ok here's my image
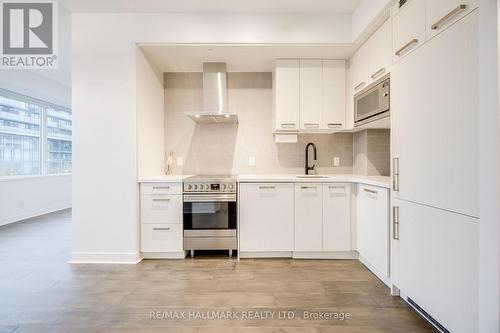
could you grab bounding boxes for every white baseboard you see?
[142,252,186,259]
[358,254,391,287]
[239,251,292,258]
[68,251,142,264]
[292,251,358,259]
[0,204,71,227]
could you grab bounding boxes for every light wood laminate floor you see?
[0,210,435,333]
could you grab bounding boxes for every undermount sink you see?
[296,175,330,179]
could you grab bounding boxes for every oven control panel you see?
[183,181,236,193]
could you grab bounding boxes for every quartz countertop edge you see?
[138,174,390,189]
[236,174,391,189]
[138,175,193,182]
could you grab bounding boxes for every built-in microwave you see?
[354,75,390,127]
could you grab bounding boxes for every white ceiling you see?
[140,44,353,72]
[60,0,361,14]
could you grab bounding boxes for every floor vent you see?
[407,298,450,333]
[399,0,408,8]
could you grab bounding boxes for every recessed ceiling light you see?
[195,115,200,118]
[225,115,230,118]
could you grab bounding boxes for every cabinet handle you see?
[327,123,342,128]
[259,185,276,189]
[393,206,400,240]
[300,185,317,189]
[153,186,170,189]
[152,198,170,202]
[395,39,419,56]
[363,188,378,194]
[354,82,366,91]
[371,67,386,79]
[393,157,400,192]
[304,123,319,128]
[153,227,171,231]
[328,185,344,189]
[281,123,296,129]
[431,4,467,30]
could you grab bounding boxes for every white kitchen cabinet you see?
[351,42,369,95]
[322,60,346,129]
[274,59,300,131]
[391,198,478,333]
[426,0,479,40]
[140,182,184,257]
[294,183,323,252]
[274,59,346,133]
[357,184,389,278]
[239,183,294,253]
[391,11,478,217]
[392,0,426,62]
[322,184,350,252]
[140,194,182,224]
[299,60,322,130]
[141,182,182,195]
[141,223,183,253]
[365,19,392,83]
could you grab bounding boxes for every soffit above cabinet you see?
[139,44,353,72]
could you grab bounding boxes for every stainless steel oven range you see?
[183,175,237,257]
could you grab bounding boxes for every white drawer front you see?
[141,194,182,224]
[141,182,182,195]
[141,224,183,253]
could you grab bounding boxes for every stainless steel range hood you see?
[186,63,238,124]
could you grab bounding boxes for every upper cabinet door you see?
[392,0,426,62]
[274,59,300,131]
[391,11,478,217]
[426,0,478,39]
[367,19,392,84]
[321,60,346,130]
[299,60,322,130]
[351,43,369,94]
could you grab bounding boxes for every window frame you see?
[0,88,72,178]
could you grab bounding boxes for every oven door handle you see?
[183,194,237,202]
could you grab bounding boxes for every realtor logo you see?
[1,0,58,68]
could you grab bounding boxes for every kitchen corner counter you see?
[138,175,192,183]
[237,174,391,189]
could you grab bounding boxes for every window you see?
[0,90,72,177]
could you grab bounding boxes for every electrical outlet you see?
[176,157,183,167]
[333,157,341,167]
[249,156,256,166]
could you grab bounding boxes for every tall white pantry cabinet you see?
[390,1,479,332]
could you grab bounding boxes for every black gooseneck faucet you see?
[305,142,317,175]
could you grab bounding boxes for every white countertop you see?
[138,175,192,183]
[237,174,391,189]
[138,174,391,188]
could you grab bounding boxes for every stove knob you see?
[221,184,227,190]
[229,184,234,190]
[193,184,198,190]
[204,184,209,190]
[187,184,192,190]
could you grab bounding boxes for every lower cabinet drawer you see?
[140,194,182,224]
[141,224,183,253]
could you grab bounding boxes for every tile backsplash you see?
[164,72,354,175]
[353,129,391,176]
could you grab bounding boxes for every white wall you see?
[0,6,72,227]
[0,175,71,226]
[479,0,499,331]
[136,47,165,178]
[351,0,391,43]
[70,12,355,263]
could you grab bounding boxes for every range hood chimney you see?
[187,62,238,124]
